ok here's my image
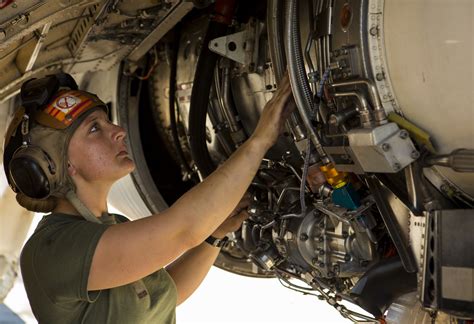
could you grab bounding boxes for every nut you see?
[299,233,309,241]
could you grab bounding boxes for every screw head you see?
[299,233,309,241]
[376,73,385,81]
[369,26,378,36]
[399,130,409,139]
[393,163,402,171]
[382,143,391,151]
[411,150,420,159]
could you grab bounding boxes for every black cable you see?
[188,19,228,178]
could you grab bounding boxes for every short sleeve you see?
[31,218,109,303]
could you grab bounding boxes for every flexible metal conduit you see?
[267,0,305,141]
[285,0,329,163]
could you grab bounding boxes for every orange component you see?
[319,163,347,188]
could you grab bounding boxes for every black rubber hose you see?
[188,20,228,178]
[168,26,196,181]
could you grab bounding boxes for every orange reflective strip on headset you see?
[43,91,93,127]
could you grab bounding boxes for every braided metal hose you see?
[284,0,329,164]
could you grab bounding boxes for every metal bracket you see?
[314,6,332,39]
[348,122,419,173]
[208,21,259,66]
[15,22,50,73]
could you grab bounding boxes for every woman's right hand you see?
[250,73,296,150]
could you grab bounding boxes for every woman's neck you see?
[54,186,110,217]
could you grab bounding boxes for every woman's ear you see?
[67,161,77,176]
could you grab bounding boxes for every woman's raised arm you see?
[87,75,294,291]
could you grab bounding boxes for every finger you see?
[230,210,250,230]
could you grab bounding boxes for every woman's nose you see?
[112,124,126,141]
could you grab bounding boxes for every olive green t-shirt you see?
[20,213,177,324]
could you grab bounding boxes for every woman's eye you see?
[90,122,100,133]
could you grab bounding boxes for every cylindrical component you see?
[328,107,358,126]
[285,0,329,163]
[320,163,347,188]
[424,149,474,172]
[213,0,237,25]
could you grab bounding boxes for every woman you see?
[3,72,294,323]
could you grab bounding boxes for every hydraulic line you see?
[267,0,286,82]
[267,0,305,141]
[285,0,329,164]
[188,0,236,178]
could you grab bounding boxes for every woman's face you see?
[67,109,135,184]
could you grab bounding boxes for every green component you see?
[388,112,436,153]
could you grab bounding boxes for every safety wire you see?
[294,67,331,218]
[278,68,379,323]
[275,268,379,323]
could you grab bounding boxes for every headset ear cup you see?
[16,193,57,213]
[9,146,55,199]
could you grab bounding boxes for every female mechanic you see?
[3,72,294,323]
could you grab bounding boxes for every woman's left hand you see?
[211,193,251,239]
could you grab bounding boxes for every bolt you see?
[376,73,385,81]
[319,249,325,255]
[393,163,402,171]
[300,233,309,241]
[411,150,420,159]
[399,129,409,139]
[382,143,391,151]
[369,26,378,36]
[319,262,325,268]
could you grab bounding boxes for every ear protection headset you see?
[3,73,106,202]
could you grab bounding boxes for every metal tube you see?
[266,0,286,83]
[333,91,372,127]
[330,79,387,124]
[221,67,241,133]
